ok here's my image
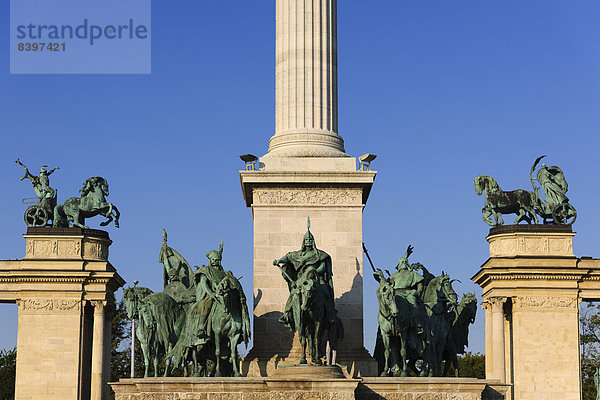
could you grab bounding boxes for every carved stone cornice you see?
[16,298,82,312]
[0,277,88,284]
[253,187,362,206]
[485,274,583,281]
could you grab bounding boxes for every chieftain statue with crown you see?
[273,218,341,365]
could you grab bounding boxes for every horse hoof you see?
[400,371,408,377]
[299,358,307,365]
[380,372,388,377]
[234,372,242,377]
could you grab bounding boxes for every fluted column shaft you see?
[91,301,106,400]
[490,297,506,383]
[268,0,346,158]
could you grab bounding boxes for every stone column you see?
[102,302,114,400]
[91,301,106,400]
[240,0,377,377]
[481,300,494,379]
[267,0,347,158]
[489,297,506,382]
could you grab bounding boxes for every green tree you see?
[109,299,146,399]
[443,352,485,378]
[457,352,485,379]
[580,302,600,400]
[0,347,16,400]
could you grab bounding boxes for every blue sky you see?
[1,1,599,357]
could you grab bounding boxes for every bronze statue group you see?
[16,159,120,229]
[124,233,251,377]
[474,155,576,226]
[367,245,477,377]
[15,155,576,378]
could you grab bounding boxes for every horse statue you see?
[209,271,251,377]
[374,270,401,376]
[123,286,185,377]
[474,175,538,226]
[53,176,120,229]
[290,266,332,365]
[421,273,459,376]
[442,292,477,377]
[373,268,434,377]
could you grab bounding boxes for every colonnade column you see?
[91,300,106,400]
[489,297,507,382]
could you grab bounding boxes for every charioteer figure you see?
[16,159,59,201]
[16,159,59,227]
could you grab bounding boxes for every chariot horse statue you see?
[473,175,538,226]
[53,176,120,229]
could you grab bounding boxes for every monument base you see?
[110,377,510,400]
[0,227,124,400]
[270,364,345,379]
[473,224,589,400]
[242,345,377,378]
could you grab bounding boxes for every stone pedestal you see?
[0,228,124,400]
[472,225,600,400]
[240,158,377,376]
[110,377,510,400]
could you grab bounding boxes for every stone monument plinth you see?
[472,224,600,400]
[240,160,377,377]
[0,227,124,400]
[239,0,377,377]
[111,377,510,400]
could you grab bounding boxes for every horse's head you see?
[297,267,318,311]
[123,286,153,319]
[432,273,458,309]
[441,274,459,307]
[459,292,478,324]
[376,279,398,318]
[474,175,487,196]
[80,176,109,198]
[216,274,243,312]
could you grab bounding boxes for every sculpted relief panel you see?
[489,234,574,257]
[24,236,108,261]
[17,298,81,312]
[513,296,578,311]
[253,188,362,206]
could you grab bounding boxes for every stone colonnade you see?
[0,227,124,400]
[473,224,600,400]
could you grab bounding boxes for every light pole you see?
[130,280,138,378]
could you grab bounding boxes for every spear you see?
[362,243,377,274]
